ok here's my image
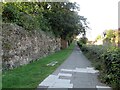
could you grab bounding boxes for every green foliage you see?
[79,45,120,89]
[102,48,120,88]
[105,30,115,39]
[77,37,88,48]
[48,2,87,40]
[103,29,116,43]
[80,37,88,44]
[2,2,52,31]
[2,3,20,22]
[2,2,88,40]
[96,35,102,41]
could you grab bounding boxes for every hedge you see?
[77,42,120,89]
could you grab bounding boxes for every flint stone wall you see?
[2,23,61,70]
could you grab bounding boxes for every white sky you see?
[72,0,119,41]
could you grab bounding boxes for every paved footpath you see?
[37,44,111,90]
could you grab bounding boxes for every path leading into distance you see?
[37,44,111,90]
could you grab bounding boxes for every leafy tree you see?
[41,2,88,40]
[96,35,102,41]
[106,30,115,39]
[80,37,88,44]
[103,29,116,43]
[2,2,88,43]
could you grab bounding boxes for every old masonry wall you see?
[2,23,61,70]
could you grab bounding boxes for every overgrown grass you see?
[2,43,75,89]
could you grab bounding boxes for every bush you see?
[79,45,120,89]
[102,48,120,89]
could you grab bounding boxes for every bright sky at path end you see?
[71,0,119,41]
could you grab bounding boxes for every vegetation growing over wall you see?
[2,2,89,70]
[2,2,88,41]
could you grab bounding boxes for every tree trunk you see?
[61,39,68,49]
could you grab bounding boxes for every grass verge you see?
[2,43,75,89]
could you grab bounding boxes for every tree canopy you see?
[2,2,88,40]
[95,35,102,41]
[103,29,116,42]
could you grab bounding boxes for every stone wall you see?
[2,23,61,70]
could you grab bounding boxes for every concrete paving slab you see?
[75,68,88,73]
[61,68,99,74]
[58,73,72,77]
[61,69,74,72]
[43,75,58,82]
[96,86,111,90]
[86,67,95,69]
[54,79,70,84]
[96,86,111,88]
[75,68,99,74]
[39,75,58,87]
[50,83,73,88]
[39,81,54,87]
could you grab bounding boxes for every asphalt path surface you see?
[37,44,111,90]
